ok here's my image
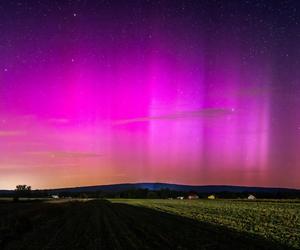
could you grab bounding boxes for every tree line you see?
[4,185,300,199]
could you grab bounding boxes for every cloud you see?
[48,118,70,124]
[236,86,270,97]
[0,130,26,137]
[24,151,103,158]
[21,114,37,120]
[113,108,235,125]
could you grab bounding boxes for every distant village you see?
[50,193,257,200]
[49,192,258,201]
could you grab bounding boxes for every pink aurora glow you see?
[0,1,299,189]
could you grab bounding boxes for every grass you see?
[111,199,300,249]
[0,199,299,249]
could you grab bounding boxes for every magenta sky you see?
[0,0,300,189]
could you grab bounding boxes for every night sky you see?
[0,0,300,189]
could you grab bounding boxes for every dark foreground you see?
[0,200,297,250]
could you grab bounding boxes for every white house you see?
[208,195,215,200]
[248,194,256,200]
[51,195,59,199]
[188,194,199,200]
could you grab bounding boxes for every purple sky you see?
[0,0,300,189]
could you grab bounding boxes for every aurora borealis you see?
[0,0,300,189]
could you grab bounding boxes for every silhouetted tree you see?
[15,185,32,199]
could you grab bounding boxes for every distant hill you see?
[0,190,14,194]
[48,183,300,194]
[1,183,299,195]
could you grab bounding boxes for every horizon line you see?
[1,182,299,191]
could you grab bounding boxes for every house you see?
[188,194,199,200]
[177,196,184,200]
[248,194,256,200]
[51,195,59,199]
[208,195,215,200]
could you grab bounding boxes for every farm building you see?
[188,194,199,199]
[208,195,215,200]
[248,195,256,200]
[177,196,184,200]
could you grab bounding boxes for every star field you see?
[0,0,300,189]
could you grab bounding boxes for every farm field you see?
[112,199,300,249]
[0,199,299,250]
